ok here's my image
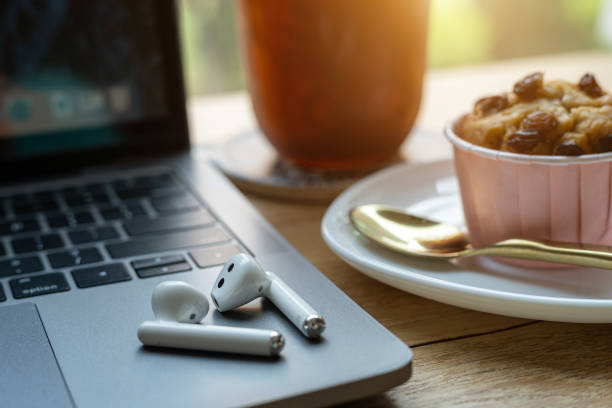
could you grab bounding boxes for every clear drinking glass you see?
[237,0,429,172]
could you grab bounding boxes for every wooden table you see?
[189,52,612,407]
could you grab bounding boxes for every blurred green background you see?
[179,0,611,97]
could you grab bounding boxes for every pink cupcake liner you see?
[445,119,612,267]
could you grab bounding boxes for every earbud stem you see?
[265,272,326,338]
[138,321,284,357]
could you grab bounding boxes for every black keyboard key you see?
[0,256,44,278]
[46,214,69,228]
[0,242,5,257]
[136,262,191,278]
[114,187,150,200]
[84,183,106,193]
[0,218,40,235]
[114,174,175,190]
[72,263,131,288]
[68,226,119,245]
[0,284,5,302]
[12,201,36,214]
[100,207,124,221]
[99,208,122,221]
[39,200,60,212]
[134,173,175,188]
[73,211,95,224]
[10,273,70,299]
[131,254,186,270]
[46,211,95,228]
[12,234,64,254]
[115,186,183,201]
[106,226,230,259]
[40,234,64,250]
[58,186,79,196]
[100,204,146,221]
[89,193,111,204]
[152,195,200,213]
[124,211,214,236]
[65,192,111,207]
[9,193,28,202]
[48,247,103,268]
[12,238,38,254]
[189,244,242,269]
[63,194,87,207]
[32,190,56,201]
[12,198,60,215]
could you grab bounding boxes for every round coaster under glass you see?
[210,130,407,203]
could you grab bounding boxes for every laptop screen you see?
[0,0,188,167]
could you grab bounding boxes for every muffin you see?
[445,72,612,266]
[456,72,612,156]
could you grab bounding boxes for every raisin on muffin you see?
[456,72,612,155]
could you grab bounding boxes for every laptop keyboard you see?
[0,172,242,301]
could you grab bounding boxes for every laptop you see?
[0,2,412,407]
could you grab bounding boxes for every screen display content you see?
[0,0,167,158]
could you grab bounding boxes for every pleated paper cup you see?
[445,117,612,267]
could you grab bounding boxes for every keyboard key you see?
[134,173,175,188]
[0,218,40,235]
[11,238,37,254]
[100,204,146,221]
[10,273,70,299]
[32,190,56,201]
[38,200,60,212]
[99,208,122,221]
[9,193,28,202]
[40,233,64,250]
[84,183,107,193]
[11,234,64,254]
[0,242,5,257]
[0,256,44,278]
[63,194,87,207]
[48,247,103,268]
[106,226,230,259]
[71,263,131,288]
[0,284,5,302]
[58,186,79,196]
[46,211,95,228]
[65,192,111,207]
[68,226,119,245]
[189,244,242,268]
[115,186,184,201]
[11,201,36,214]
[114,173,175,190]
[123,211,214,236]
[114,187,150,200]
[131,254,186,270]
[151,195,200,213]
[12,199,59,215]
[46,214,69,228]
[136,262,191,278]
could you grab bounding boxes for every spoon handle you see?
[467,238,612,269]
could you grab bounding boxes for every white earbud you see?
[137,281,285,357]
[211,254,326,338]
[151,281,209,323]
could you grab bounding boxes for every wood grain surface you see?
[191,51,612,407]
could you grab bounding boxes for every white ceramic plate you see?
[321,160,612,323]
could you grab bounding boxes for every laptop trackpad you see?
[0,303,73,408]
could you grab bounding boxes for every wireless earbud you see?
[152,281,209,323]
[211,254,326,338]
[138,281,285,357]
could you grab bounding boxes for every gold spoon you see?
[349,204,612,269]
